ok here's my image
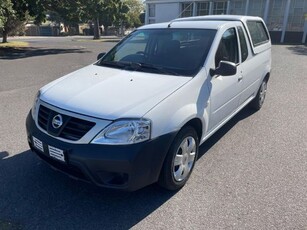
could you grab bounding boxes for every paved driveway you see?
[0,37,306,229]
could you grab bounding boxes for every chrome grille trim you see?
[34,100,112,144]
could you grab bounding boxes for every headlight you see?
[91,119,151,145]
[31,90,41,120]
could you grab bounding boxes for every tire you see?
[250,78,268,111]
[158,126,199,190]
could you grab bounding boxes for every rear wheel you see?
[158,126,199,190]
[250,78,268,110]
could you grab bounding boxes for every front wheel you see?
[250,78,268,110]
[158,126,199,190]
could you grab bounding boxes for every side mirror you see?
[97,52,106,60]
[210,61,237,77]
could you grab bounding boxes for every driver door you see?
[208,27,244,131]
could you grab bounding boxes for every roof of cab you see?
[138,15,263,30]
[173,15,263,22]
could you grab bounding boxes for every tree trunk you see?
[93,17,100,40]
[2,31,8,43]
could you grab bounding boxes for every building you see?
[25,22,61,36]
[144,0,307,43]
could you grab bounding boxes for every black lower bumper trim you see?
[26,111,177,191]
[31,146,89,182]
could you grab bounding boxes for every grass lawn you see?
[0,41,29,48]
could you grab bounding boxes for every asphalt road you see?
[0,37,306,230]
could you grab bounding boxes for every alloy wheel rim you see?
[173,136,196,182]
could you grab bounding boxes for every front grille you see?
[37,105,95,141]
[60,117,95,141]
[38,105,50,130]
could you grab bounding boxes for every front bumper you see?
[26,112,176,191]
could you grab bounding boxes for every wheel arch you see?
[263,72,270,82]
[182,118,203,142]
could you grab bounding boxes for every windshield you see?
[97,28,216,76]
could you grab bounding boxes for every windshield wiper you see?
[98,61,180,76]
[98,61,144,71]
[136,63,180,76]
[97,61,126,68]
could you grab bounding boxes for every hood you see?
[40,65,191,120]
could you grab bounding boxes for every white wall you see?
[155,3,181,23]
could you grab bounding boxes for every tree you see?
[0,0,140,42]
[0,3,6,27]
[47,0,83,35]
[99,0,129,36]
[0,0,46,43]
[123,0,144,28]
[0,0,14,42]
[40,0,102,39]
[78,0,129,38]
[75,0,104,39]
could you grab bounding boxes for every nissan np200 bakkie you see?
[26,15,271,191]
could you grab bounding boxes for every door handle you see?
[238,75,243,82]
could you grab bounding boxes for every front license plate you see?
[48,145,65,162]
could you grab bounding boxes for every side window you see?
[237,26,248,62]
[215,28,239,67]
[246,20,269,47]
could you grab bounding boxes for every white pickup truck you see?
[26,15,271,191]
